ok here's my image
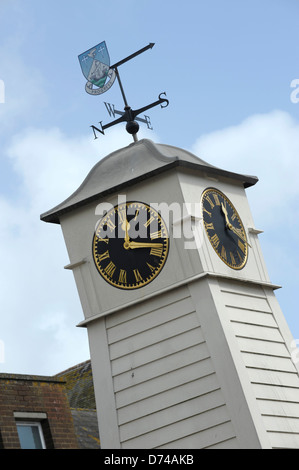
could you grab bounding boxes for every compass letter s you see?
[159,92,169,108]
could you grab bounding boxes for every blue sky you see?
[0,0,299,375]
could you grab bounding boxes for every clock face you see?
[202,188,248,270]
[92,201,169,289]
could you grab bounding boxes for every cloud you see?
[0,124,157,375]
[0,36,47,134]
[191,110,299,337]
[1,110,298,374]
[191,110,299,227]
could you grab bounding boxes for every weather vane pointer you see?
[78,42,169,142]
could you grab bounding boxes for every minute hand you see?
[221,202,230,227]
[221,202,251,248]
[128,241,164,249]
[229,225,252,248]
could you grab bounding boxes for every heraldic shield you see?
[78,41,116,95]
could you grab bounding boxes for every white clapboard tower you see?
[41,139,299,449]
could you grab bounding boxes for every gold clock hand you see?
[221,202,231,227]
[128,241,164,249]
[122,218,131,249]
[221,202,251,248]
[229,225,252,248]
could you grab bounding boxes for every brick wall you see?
[0,373,79,449]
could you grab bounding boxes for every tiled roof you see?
[55,360,96,409]
[71,409,100,449]
[55,360,100,449]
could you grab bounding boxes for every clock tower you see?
[41,138,299,449]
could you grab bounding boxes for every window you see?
[16,421,46,449]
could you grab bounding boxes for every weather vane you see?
[78,42,169,142]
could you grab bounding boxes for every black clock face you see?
[92,201,169,289]
[202,188,248,270]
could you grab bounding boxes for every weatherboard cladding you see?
[105,285,236,449]
[220,279,299,449]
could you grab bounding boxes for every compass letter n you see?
[0,80,5,104]
[91,122,105,139]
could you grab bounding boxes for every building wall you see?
[0,374,78,449]
[91,272,299,449]
[219,279,299,448]
[92,284,240,448]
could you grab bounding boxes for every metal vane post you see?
[78,42,169,142]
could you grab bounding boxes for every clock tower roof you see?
[40,139,258,224]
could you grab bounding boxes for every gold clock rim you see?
[201,188,248,270]
[92,201,169,290]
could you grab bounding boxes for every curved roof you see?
[40,139,258,224]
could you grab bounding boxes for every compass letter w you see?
[104,102,116,118]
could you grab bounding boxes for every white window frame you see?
[16,421,46,449]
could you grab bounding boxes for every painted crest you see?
[78,41,116,95]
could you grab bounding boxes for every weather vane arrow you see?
[78,42,169,142]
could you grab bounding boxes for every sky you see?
[0,0,298,375]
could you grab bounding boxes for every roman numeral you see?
[230,252,236,266]
[144,215,155,228]
[118,269,127,284]
[213,194,221,206]
[203,208,212,218]
[205,222,215,231]
[210,233,220,249]
[150,246,163,257]
[133,269,143,283]
[206,196,215,209]
[150,230,162,239]
[105,261,116,278]
[118,207,126,224]
[238,239,246,254]
[98,250,110,262]
[221,245,227,261]
[146,262,156,272]
[106,218,116,232]
[98,238,109,244]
